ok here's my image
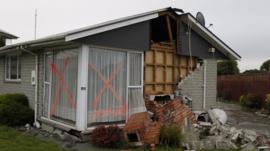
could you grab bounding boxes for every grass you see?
[0,126,185,151]
[0,125,66,151]
[200,150,240,151]
[0,125,240,151]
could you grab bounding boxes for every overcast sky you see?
[0,0,269,71]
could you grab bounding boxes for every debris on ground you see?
[16,124,82,149]
[123,98,196,146]
[194,108,270,150]
[124,97,270,150]
[256,111,270,119]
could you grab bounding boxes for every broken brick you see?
[123,97,196,145]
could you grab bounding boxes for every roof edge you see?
[65,9,163,41]
[0,30,18,39]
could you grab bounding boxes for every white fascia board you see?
[65,13,159,41]
[187,15,241,60]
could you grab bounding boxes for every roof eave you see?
[0,36,65,52]
[0,32,18,39]
[65,10,162,41]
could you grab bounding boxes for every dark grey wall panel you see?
[76,21,150,51]
[179,22,227,59]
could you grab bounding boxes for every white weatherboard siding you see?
[205,59,217,109]
[178,59,217,111]
[0,53,36,109]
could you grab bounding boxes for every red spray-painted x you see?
[50,57,76,117]
[89,63,127,120]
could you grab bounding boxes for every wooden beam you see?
[166,16,173,43]
[164,48,167,91]
[159,12,177,20]
[153,47,156,91]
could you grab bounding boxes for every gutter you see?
[0,36,65,51]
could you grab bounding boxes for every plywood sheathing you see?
[144,42,196,95]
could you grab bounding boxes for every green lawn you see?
[0,125,239,151]
[0,126,182,151]
[0,126,66,151]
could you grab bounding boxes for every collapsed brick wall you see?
[123,112,161,144]
[145,98,196,127]
[123,98,196,145]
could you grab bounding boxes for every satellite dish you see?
[196,12,205,26]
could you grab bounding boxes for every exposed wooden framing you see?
[144,42,197,95]
[159,11,177,20]
[166,16,173,43]
[153,43,156,91]
[175,17,180,82]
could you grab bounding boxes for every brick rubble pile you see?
[123,98,196,145]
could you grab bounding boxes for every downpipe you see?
[20,47,40,128]
[203,60,207,110]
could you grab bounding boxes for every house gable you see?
[75,21,150,51]
[179,22,227,59]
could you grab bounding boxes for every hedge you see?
[0,93,34,126]
[0,93,29,107]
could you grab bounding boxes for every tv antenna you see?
[34,9,37,40]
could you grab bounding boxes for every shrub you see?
[0,93,34,126]
[91,125,124,148]
[0,93,29,107]
[264,94,270,114]
[239,94,248,106]
[159,124,183,148]
[239,93,264,109]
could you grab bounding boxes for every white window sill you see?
[4,79,21,83]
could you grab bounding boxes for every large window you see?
[43,49,78,126]
[87,47,144,126]
[5,55,21,81]
[42,47,144,128]
[88,48,127,125]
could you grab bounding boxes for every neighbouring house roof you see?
[0,7,241,60]
[0,29,18,39]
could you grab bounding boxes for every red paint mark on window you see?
[50,57,76,118]
[89,63,127,120]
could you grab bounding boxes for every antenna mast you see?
[34,9,37,40]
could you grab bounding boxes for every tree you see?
[217,60,240,75]
[242,69,262,74]
[260,60,270,72]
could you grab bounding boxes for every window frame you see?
[126,51,144,118]
[42,49,79,128]
[85,46,144,127]
[5,54,21,82]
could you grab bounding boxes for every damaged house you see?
[0,7,240,134]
